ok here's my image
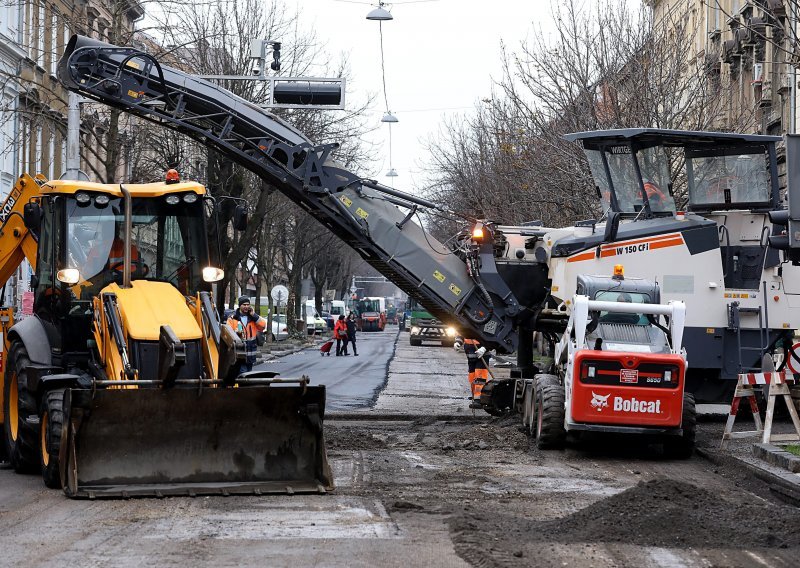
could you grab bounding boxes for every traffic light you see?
[270,42,281,72]
[768,208,800,265]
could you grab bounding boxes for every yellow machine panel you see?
[109,281,203,341]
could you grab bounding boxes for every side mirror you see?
[233,204,248,231]
[23,202,42,233]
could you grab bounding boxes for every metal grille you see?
[598,323,651,344]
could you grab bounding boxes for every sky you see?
[286,0,555,195]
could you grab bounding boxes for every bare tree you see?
[423,1,757,228]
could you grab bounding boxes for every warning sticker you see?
[433,270,446,283]
[127,90,140,99]
[355,207,369,220]
[340,196,352,207]
[620,369,639,384]
[449,283,462,296]
[126,60,141,70]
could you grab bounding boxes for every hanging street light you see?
[366,2,393,21]
[381,111,398,123]
[386,168,398,177]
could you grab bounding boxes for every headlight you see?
[202,266,225,282]
[411,326,420,334]
[183,193,198,203]
[165,195,180,205]
[75,192,90,205]
[57,268,81,285]
[94,194,110,207]
[446,327,457,337]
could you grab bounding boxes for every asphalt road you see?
[255,326,400,411]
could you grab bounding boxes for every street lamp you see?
[366,2,393,21]
[381,111,398,123]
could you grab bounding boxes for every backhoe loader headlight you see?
[94,194,110,207]
[165,195,180,205]
[202,266,225,282]
[183,193,198,204]
[75,192,91,205]
[446,327,457,337]
[57,268,81,285]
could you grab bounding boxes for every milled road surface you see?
[255,328,399,411]
[1,326,799,567]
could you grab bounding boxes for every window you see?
[37,3,45,67]
[686,151,771,208]
[35,124,42,174]
[47,126,54,179]
[50,8,59,75]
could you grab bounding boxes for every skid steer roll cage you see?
[556,297,687,365]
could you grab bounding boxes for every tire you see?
[535,376,566,450]
[2,341,39,473]
[39,389,65,488]
[521,381,534,434]
[663,392,696,459]
[410,336,422,347]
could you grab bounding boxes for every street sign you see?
[271,285,289,305]
[349,285,357,295]
[787,342,800,374]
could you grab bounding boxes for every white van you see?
[304,300,325,335]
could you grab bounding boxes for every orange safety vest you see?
[107,238,141,270]
[227,313,267,340]
[464,338,490,399]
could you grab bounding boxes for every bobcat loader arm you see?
[57,35,520,352]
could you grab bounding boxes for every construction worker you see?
[463,337,491,409]
[227,296,267,374]
[106,224,145,277]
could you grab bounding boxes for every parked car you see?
[270,314,289,341]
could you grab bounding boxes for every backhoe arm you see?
[0,174,40,285]
[57,35,521,351]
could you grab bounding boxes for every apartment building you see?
[0,3,26,196]
[648,0,797,136]
[15,0,143,182]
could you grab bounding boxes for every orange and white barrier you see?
[721,371,800,447]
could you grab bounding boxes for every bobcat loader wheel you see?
[40,389,65,488]
[663,392,696,459]
[3,341,38,473]
[535,375,566,450]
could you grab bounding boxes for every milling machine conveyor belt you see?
[57,35,519,351]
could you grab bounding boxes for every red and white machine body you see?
[555,293,688,433]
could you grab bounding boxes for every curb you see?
[753,442,800,473]
[696,445,800,504]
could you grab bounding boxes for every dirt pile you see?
[451,478,800,564]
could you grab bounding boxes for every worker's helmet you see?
[165,169,180,184]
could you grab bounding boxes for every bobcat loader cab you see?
[525,271,694,457]
[1,174,332,498]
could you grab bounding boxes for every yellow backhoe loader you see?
[0,173,332,498]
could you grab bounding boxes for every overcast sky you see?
[286,0,557,195]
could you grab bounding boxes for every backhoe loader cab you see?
[1,174,332,498]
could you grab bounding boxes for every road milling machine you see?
[0,174,332,497]
[46,35,800,437]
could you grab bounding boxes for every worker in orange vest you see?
[226,296,267,374]
[463,338,491,409]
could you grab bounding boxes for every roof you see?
[563,128,781,147]
[43,180,206,197]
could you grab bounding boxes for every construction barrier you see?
[721,371,800,447]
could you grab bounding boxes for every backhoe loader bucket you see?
[59,385,333,498]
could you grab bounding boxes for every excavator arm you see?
[0,174,40,285]
[57,35,522,352]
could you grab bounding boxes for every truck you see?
[406,299,457,347]
[519,271,694,457]
[0,173,331,497]
[50,35,800,433]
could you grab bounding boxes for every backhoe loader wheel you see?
[2,342,38,473]
[535,378,566,450]
[663,392,696,460]
[39,389,65,488]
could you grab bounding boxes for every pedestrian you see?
[226,296,267,374]
[463,338,491,409]
[334,314,349,356]
[346,311,359,356]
